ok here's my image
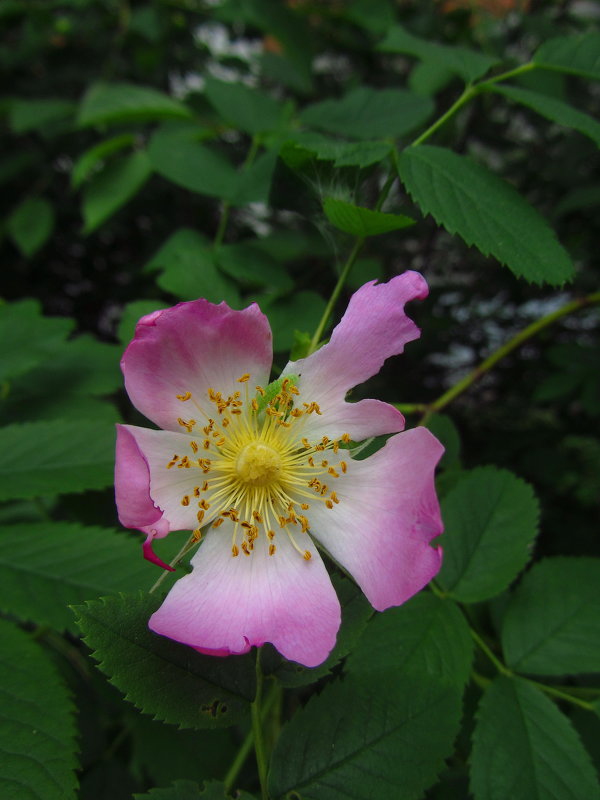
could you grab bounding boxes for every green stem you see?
[410,86,477,147]
[252,650,269,800]
[477,61,536,89]
[223,682,279,794]
[149,532,199,594]
[470,626,512,677]
[523,678,596,711]
[420,291,600,425]
[213,135,261,250]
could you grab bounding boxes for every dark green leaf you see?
[323,197,414,236]
[9,98,75,133]
[425,413,462,470]
[231,149,278,206]
[0,618,78,800]
[501,558,600,676]
[204,77,286,135]
[346,592,473,687]
[0,299,73,384]
[7,196,55,257]
[133,779,255,799]
[347,256,384,288]
[437,467,539,602]
[285,132,392,168]
[82,151,152,234]
[78,82,192,127]
[258,290,326,352]
[71,133,136,188]
[0,523,157,632]
[269,673,462,800]
[300,87,434,140]
[490,85,600,147]
[398,145,574,285]
[148,133,238,199]
[216,243,293,291]
[533,32,600,82]
[378,25,497,83]
[73,592,255,729]
[0,420,115,500]
[471,677,600,800]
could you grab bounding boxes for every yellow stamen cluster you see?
[165,375,349,560]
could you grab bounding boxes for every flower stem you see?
[469,626,513,677]
[252,649,270,800]
[419,291,600,425]
[410,85,478,148]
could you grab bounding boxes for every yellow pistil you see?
[167,376,349,560]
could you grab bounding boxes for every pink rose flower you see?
[115,273,444,667]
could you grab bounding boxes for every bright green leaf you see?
[82,150,152,234]
[204,77,286,135]
[346,593,473,687]
[0,420,115,500]
[533,32,600,82]
[501,557,600,676]
[0,523,158,632]
[470,677,600,800]
[73,592,255,729]
[490,84,600,147]
[0,618,78,800]
[7,196,55,257]
[0,300,73,384]
[437,467,539,602]
[269,673,462,800]
[9,98,75,133]
[398,145,574,285]
[300,86,434,140]
[148,132,238,199]
[378,25,498,83]
[78,82,192,127]
[323,196,414,236]
[71,133,136,188]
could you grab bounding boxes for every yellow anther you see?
[203,439,211,449]
[321,459,328,467]
[341,433,351,443]
[178,456,191,469]
[251,398,259,411]
[303,550,312,561]
[325,500,333,509]
[269,544,276,556]
[267,530,275,540]
[238,374,250,383]
[196,510,205,524]
[302,438,311,449]
[181,495,190,506]
[192,528,203,543]
[190,441,199,454]
[241,542,250,556]
[330,491,339,504]
[193,486,201,497]
[166,454,179,469]
[301,503,310,510]
[199,499,210,510]
[340,461,347,473]
[328,467,340,478]
[231,544,239,557]
[213,517,224,528]
[255,385,265,396]
[177,417,196,432]
[201,481,209,491]
[176,391,192,401]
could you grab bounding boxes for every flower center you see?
[236,442,282,487]
[166,373,350,560]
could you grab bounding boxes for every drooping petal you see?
[121,300,273,432]
[306,427,444,611]
[117,424,230,533]
[149,524,341,667]
[283,272,428,441]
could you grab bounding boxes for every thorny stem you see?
[252,650,270,800]
[417,291,600,425]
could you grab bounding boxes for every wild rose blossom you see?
[115,272,444,667]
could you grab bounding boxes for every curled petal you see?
[121,300,273,432]
[284,272,428,441]
[149,524,341,667]
[307,427,444,611]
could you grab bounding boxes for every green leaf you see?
[323,196,414,237]
[378,25,498,83]
[133,779,255,799]
[425,413,462,470]
[285,132,392,168]
[148,132,238,200]
[7,196,55,257]
[258,290,326,352]
[0,618,78,800]
[231,149,278,206]
[470,677,600,800]
[78,82,192,127]
[0,299,73,384]
[490,85,600,147]
[0,419,115,500]
[71,133,136,188]
[73,592,256,729]
[300,87,434,140]
[9,98,75,133]
[146,229,240,307]
[216,243,294,292]
[262,574,372,688]
[204,77,286,135]
[437,467,539,603]
[346,592,473,688]
[501,557,600,676]
[533,32,600,82]
[398,145,574,285]
[0,523,159,632]
[347,256,384,289]
[269,673,462,800]
[82,150,152,234]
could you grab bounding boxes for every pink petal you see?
[307,427,444,611]
[284,272,428,441]
[149,524,341,667]
[121,300,273,432]
[118,424,221,533]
